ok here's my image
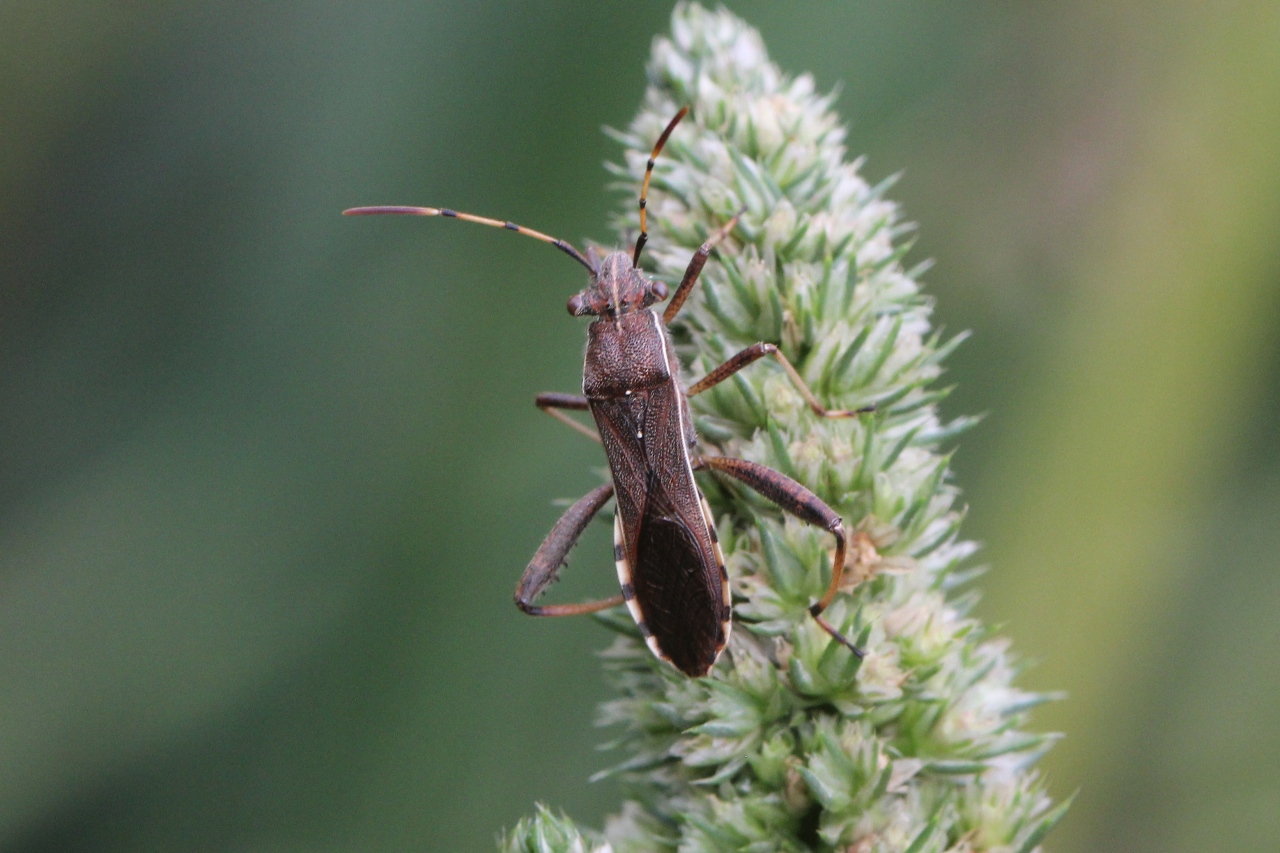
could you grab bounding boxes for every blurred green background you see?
[2,2,1278,850]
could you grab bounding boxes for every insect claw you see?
[812,612,866,659]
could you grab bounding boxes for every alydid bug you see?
[345,108,872,677]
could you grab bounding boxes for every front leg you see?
[535,392,601,443]
[516,482,624,616]
[695,456,862,658]
[688,343,876,419]
[661,211,742,324]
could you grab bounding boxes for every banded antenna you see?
[632,106,689,267]
[343,205,595,274]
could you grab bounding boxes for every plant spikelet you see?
[504,5,1065,852]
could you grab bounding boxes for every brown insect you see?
[346,108,871,676]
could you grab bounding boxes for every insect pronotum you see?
[346,108,873,677]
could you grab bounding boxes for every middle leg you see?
[688,343,875,419]
[535,392,601,443]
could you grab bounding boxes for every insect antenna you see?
[632,106,689,267]
[343,205,596,274]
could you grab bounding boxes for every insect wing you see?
[614,490,729,676]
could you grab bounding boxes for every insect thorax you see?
[583,311,672,398]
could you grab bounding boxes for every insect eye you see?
[567,293,585,316]
[650,281,669,301]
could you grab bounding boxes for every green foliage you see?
[506,4,1063,851]
[502,805,611,853]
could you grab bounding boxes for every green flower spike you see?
[504,4,1069,852]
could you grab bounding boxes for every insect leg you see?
[662,212,743,324]
[695,456,863,658]
[535,392,601,443]
[516,482,624,617]
[688,343,876,418]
